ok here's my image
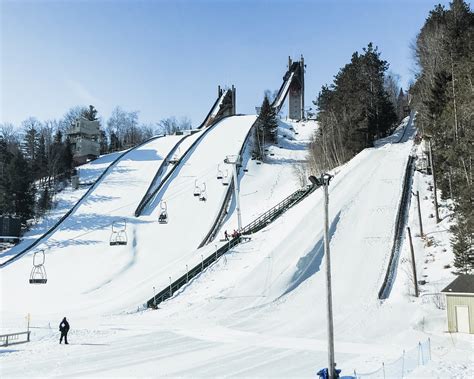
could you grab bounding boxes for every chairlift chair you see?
[29,250,47,284]
[222,170,230,186]
[199,183,207,202]
[110,219,128,246]
[216,164,223,180]
[158,200,168,224]
[193,179,200,197]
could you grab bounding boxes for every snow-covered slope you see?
[1,117,471,378]
[0,115,257,319]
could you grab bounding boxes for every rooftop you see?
[441,274,474,295]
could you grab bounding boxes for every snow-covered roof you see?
[441,274,474,295]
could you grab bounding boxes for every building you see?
[0,215,21,243]
[67,117,100,165]
[441,274,474,334]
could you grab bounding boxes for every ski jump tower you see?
[272,55,305,121]
[287,55,305,120]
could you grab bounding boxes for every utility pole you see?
[309,174,335,379]
[407,227,419,297]
[427,139,440,223]
[225,155,242,230]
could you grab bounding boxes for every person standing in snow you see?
[59,317,70,344]
[224,230,229,240]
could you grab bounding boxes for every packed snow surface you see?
[0,117,472,378]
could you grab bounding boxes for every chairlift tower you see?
[224,155,242,231]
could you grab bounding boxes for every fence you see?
[355,339,431,378]
[378,154,416,299]
[0,331,31,347]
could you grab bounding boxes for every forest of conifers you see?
[310,0,472,272]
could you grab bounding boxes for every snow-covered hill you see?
[0,117,471,378]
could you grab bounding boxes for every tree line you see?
[412,0,473,273]
[308,42,405,174]
[0,105,192,226]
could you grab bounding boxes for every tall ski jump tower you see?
[288,55,305,120]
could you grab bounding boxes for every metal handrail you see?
[240,185,315,235]
[147,183,318,308]
[378,155,416,299]
[0,331,31,346]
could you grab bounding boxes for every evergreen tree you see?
[82,105,98,121]
[310,43,397,172]
[62,137,74,176]
[37,186,51,216]
[99,129,108,154]
[0,135,13,214]
[257,95,278,144]
[412,0,472,273]
[7,149,35,224]
[37,134,48,181]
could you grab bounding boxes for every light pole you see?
[309,173,335,379]
[224,155,242,231]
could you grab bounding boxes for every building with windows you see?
[67,118,100,164]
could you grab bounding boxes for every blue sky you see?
[0,0,450,127]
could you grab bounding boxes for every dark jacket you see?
[59,318,70,333]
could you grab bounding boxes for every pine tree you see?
[37,186,51,216]
[99,129,108,154]
[0,135,13,214]
[412,0,473,273]
[62,137,74,176]
[37,134,48,182]
[7,149,35,224]
[310,43,397,172]
[82,105,98,121]
[451,210,474,273]
[257,95,278,144]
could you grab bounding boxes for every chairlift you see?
[216,164,223,180]
[193,179,200,197]
[29,250,47,284]
[158,200,168,224]
[199,183,207,202]
[110,219,128,246]
[222,170,230,186]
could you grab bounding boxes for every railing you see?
[147,183,318,308]
[147,237,242,308]
[0,135,164,268]
[378,155,416,299]
[240,185,316,235]
[355,338,431,378]
[0,331,31,346]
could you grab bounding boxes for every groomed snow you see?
[1,117,472,378]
